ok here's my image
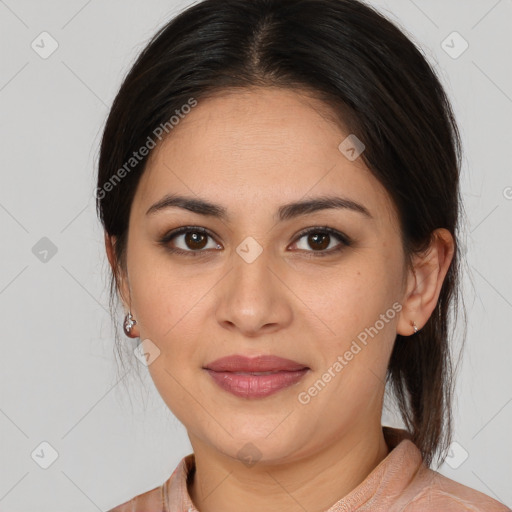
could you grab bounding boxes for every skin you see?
[106,87,454,512]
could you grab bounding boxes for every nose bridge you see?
[215,237,291,334]
[231,238,274,305]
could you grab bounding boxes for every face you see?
[115,87,411,464]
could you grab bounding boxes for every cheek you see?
[300,252,403,374]
[305,257,401,329]
[126,243,211,340]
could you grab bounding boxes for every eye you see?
[289,227,352,256]
[159,225,352,257]
[159,226,222,255]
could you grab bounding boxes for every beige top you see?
[108,426,510,511]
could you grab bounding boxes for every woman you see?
[97,0,510,510]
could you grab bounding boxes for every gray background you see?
[0,0,511,510]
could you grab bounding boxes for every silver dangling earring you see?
[412,320,419,334]
[123,311,137,337]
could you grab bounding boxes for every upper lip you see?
[204,355,309,372]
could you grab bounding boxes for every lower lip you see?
[204,368,309,399]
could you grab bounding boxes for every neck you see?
[187,423,390,512]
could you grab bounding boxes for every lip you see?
[203,355,310,399]
[204,354,308,372]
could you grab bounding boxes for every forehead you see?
[132,87,398,226]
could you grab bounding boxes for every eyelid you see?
[158,225,221,252]
[291,226,352,247]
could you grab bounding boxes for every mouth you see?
[203,354,310,399]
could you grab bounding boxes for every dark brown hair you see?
[96,0,464,468]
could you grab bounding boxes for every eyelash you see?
[158,225,352,258]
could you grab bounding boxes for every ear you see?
[104,232,140,338]
[397,228,455,336]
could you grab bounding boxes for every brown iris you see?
[185,231,208,250]
[307,232,330,251]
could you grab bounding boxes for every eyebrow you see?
[145,193,372,221]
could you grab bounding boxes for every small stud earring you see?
[123,311,137,337]
[412,320,418,334]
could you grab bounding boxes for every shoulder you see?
[402,468,511,511]
[106,485,162,512]
[107,453,194,512]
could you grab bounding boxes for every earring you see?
[123,311,137,337]
[412,320,419,334]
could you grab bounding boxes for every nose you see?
[214,245,293,337]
